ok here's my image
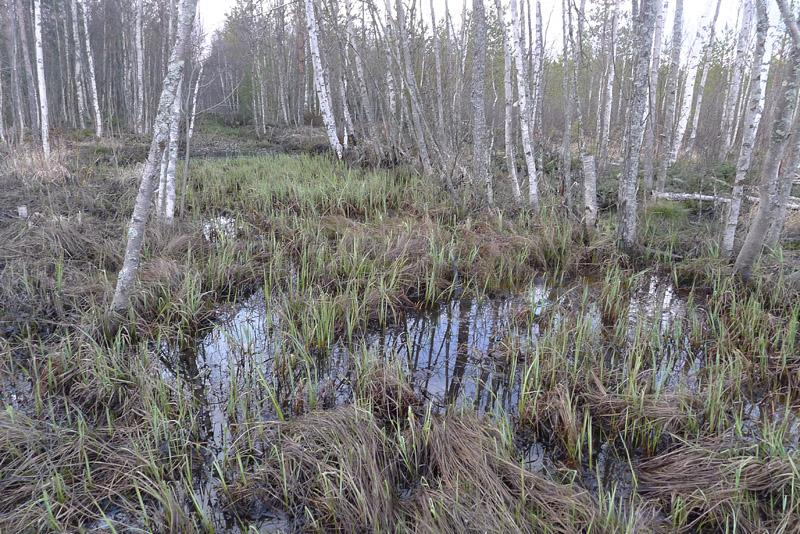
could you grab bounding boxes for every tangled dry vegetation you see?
[2,142,800,532]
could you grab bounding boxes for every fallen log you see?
[653,191,800,211]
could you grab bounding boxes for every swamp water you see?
[154,273,719,530]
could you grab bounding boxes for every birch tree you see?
[642,0,665,192]
[305,0,342,158]
[721,0,768,258]
[33,0,49,157]
[70,0,88,129]
[721,0,754,158]
[472,0,490,205]
[111,0,198,316]
[617,0,656,251]
[494,0,521,202]
[655,0,683,192]
[734,0,800,280]
[507,0,539,209]
[78,0,103,137]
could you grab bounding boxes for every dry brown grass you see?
[640,440,800,531]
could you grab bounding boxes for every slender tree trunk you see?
[305,0,342,158]
[617,0,657,251]
[655,0,683,192]
[597,0,618,172]
[70,0,87,129]
[560,0,573,205]
[735,0,800,279]
[430,0,446,142]
[684,0,722,155]
[722,0,768,258]
[4,5,25,142]
[78,0,103,138]
[722,0,754,158]
[472,0,490,205]
[180,62,203,216]
[642,0,665,192]
[111,0,198,316]
[495,0,521,202]
[135,0,145,133]
[15,0,39,132]
[33,0,49,157]
[508,0,539,209]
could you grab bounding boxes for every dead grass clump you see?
[0,409,195,532]
[228,407,398,531]
[1,144,71,185]
[399,412,606,533]
[353,362,420,425]
[229,364,620,532]
[639,440,799,531]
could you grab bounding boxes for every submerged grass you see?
[1,141,800,531]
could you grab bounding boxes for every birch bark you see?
[111,0,197,315]
[304,0,342,158]
[617,0,656,251]
[33,0,49,157]
[722,0,754,158]
[494,0,522,202]
[642,0,665,192]
[721,0,768,258]
[135,0,145,134]
[70,0,87,129]
[78,0,103,137]
[655,0,683,192]
[472,0,491,205]
[507,0,539,209]
[735,0,800,279]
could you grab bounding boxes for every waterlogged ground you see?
[3,151,800,532]
[156,271,783,530]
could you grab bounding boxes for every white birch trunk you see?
[304,0,342,158]
[721,0,754,158]
[70,0,87,130]
[162,77,182,223]
[33,0,49,158]
[472,0,490,205]
[684,0,722,154]
[617,0,657,250]
[507,0,539,209]
[111,0,198,315]
[78,0,103,137]
[583,155,598,229]
[721,0,768,258]
[673,2,714,155]
[597,1,618,169]
[655,0,683,192]
[135,0,145,134]
[495,0,521,202]
[642,0,665,191]
[735,0,799,279]
[180,62,203,216]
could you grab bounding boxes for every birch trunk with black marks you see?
[721,0,767,258]
[617,0,656,251]
[655,0,683,192]
[305,0,342,158]
[495,0,521,202]
[70,0,87,130]
[597,0,618,173]
[78,0,102,137]
[721,0,754,158]
[507,0,539,209]
[135,0,145,134]
[735,0,800,279]
[181,62,203,216]
[33,0,49,157]
[684,0,722,155]
[642,0,665,192]
[111,0,197,316]
[472,0,490,205]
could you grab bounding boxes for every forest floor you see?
[1,125,800,532]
